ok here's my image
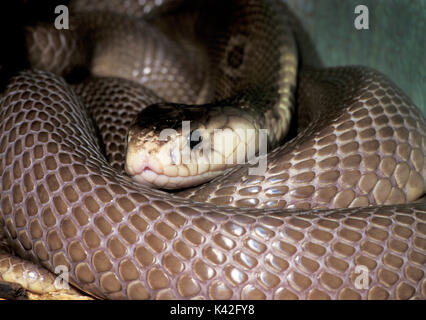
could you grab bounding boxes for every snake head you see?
[125,102,261,189]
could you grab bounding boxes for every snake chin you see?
[130,166,220,190]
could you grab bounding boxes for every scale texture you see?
[0,0,425,299]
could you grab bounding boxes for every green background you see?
[286,0,425,115]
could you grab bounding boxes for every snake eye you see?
[188,130,202,149]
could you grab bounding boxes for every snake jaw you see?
[126,127,233,189]
[125,108,263,189]
[125,149,222,189]
[125,151,172,188]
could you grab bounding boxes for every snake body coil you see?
[0,0,425,299]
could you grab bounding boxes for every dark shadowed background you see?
[286,0,425,115]
[1,0,424,115]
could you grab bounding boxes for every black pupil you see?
[189,130,202,149]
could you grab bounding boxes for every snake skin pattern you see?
[0,0,425,299]
[0,247,90,299]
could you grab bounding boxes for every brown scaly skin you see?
[0,0,425,299]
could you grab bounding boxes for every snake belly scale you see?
[0,0,425,299]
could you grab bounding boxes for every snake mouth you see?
[126,159,162,181]
[133,167,168,187]
[126,160,172,188]
[134,165,155,175]
[129,164,221,189]
[125,152,223,189]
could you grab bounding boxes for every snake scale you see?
[0,0,425,300]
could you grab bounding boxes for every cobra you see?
[0,0,425,300]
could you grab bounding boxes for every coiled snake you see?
[0,0,425,299]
